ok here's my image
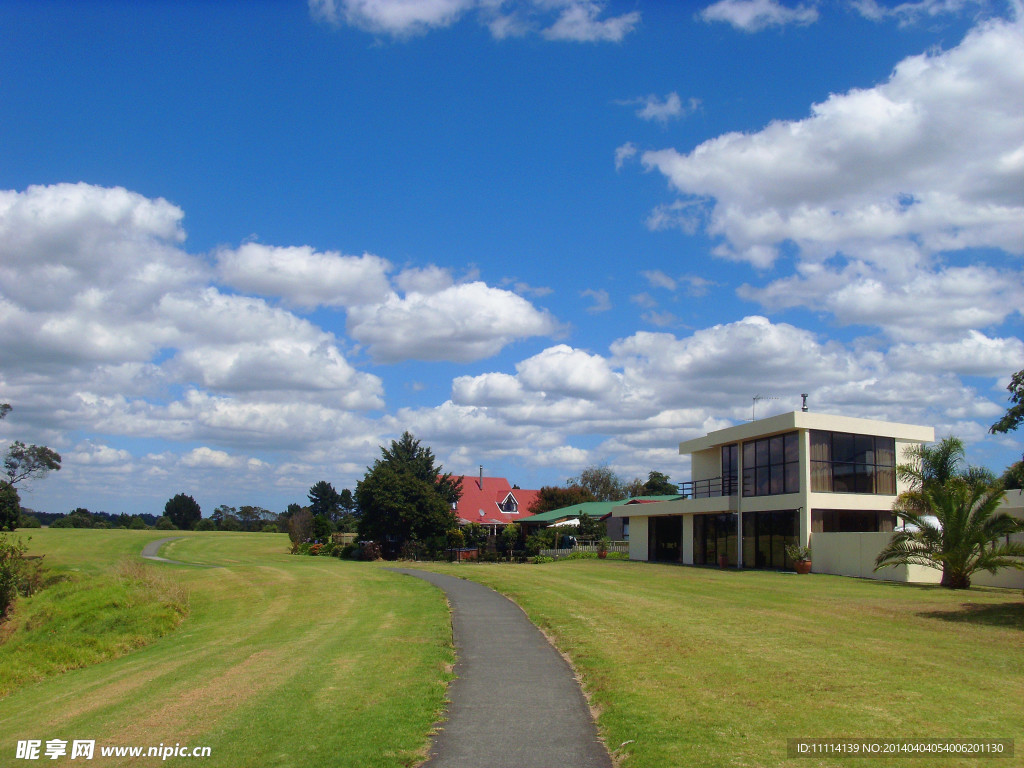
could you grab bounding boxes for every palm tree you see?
[875,437,1024,589]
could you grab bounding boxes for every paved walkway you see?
[390,569,612,768]
[140,536,216,567]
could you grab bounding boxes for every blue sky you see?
[1,0,1021,516]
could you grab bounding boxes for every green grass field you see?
[410,559,1024,768]
[2,532,1022,768]
[0,530,453,768]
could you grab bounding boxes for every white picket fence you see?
[540,541,629,559]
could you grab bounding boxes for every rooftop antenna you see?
[801,393,809,412]
[751,394,779,421]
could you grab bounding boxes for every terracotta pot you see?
[794,559,812,575]
[598,551,607,559]
[718,554,729,568]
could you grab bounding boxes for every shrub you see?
[340,543,360,559]
[362,541,382,561]
[533,556,555,564]
[1,534,42,619]
[195,518,217,531]
[261,524,278,533]
[49,516,73,528]
[155,517,177,531]
[18,515,41,529]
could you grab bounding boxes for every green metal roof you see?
[518,496,681,524]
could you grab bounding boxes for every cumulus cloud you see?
[346,281,561,362]
[620,92,699,124]
[740,261,1024,341]
[700,0,819,32]
[854,0,987,26]
[217,243,392,309]
[641,15,1024,267]
[310,0,640,41]
[581,288,612,313]
[887,332,1024,376]
[0,183,386,454]
[411,315,1014,485]
[309,0,475,36]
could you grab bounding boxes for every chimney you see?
[801,393,809,412]
[478,465,484,490]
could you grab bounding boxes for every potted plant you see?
[597,537,610,559]
[785,543,812,574]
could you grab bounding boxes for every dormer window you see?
[499,494,518,513]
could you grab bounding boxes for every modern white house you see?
[611,409,1023,588]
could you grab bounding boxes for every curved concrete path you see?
[141,536,216,567]
[390,569,613,768]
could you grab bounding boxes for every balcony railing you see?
[677,476,738,499]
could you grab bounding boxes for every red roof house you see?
[451,473,540,532]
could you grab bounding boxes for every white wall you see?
[629,515,649,561]
[812,531,1024,588]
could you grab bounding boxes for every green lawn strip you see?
[0,532,453,768]
[409,560,1023,768]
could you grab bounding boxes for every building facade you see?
[612,411,934,571]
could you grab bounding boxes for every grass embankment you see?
[0,557,188,695]
[0,531,453,768]
[412,560,1024,768]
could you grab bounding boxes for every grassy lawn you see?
[0,530,453,768]
[410,559,1024,768]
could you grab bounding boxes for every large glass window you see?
[810,431,896,494]
[721,444,738,495]
[742,432,799,497]
[694,513,737,566]
[742,510,798,569]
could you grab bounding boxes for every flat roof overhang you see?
[679,411,934,455]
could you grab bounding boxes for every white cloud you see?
[614,142,638,171]
[394,264,455,295]
[853,0,987,26]
[888,332,1024,376]
[309,0,475,36]
[182,446,241,469]
[641,15,1024,267]
[541,1,641,42]
[581,288,612,313]
[310,0,640,41]
[740,261,1024,341]
[346,281,561,362]
[620,93,700,125]
[642,269,677,291]
[217,243,392,309]
[700,0,819,32]
[515,344,620,399]
[408,315,1014,485]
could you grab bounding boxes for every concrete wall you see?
[690,448,720,483]
[812,531,1024,589]
[812,532,941,583]
[629,515,649,561]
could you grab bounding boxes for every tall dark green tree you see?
[164,493,201,530]
[0,481,20,532]
[356,432,461,554]
[642,470,678,496]
[308,481,342,522]
[567,464,627,501]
